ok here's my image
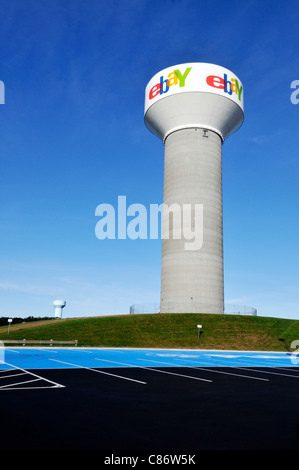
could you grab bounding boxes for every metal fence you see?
[129,302,257,316]
[224,304,257,316]
[129,303,160,314]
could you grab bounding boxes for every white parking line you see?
[204,354,291,368]
[0,360,65,390]
[0,378,51,389]
[237,367,299,379]
[194,367,269,381]
[0,372,27,379]
[76,350,93,353]
[3,349,20,353]
[94,358,213,383]
[141,358,269,382]
[49,358,147,385]
[275,367,299,373]
[35,348,58,353]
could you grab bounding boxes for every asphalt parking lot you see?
[1,357,299,452]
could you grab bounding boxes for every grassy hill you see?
[0,313,299,351]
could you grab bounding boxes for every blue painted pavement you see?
[0,347,298,370]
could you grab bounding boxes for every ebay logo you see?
[149,67,192,100]
[147,64,243,103]
[206,73,243,101]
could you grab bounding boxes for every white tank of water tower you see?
[53,300,66,319]
[144,63,244,314]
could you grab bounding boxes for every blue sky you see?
[0,0,298,319]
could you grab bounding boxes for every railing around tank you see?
[129,302,257,316]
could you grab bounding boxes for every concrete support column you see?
[160,128,224,314]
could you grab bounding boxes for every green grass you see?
[1,313,299,351]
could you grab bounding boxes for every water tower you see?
[144,63,244,314]
[53,300,66,319]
